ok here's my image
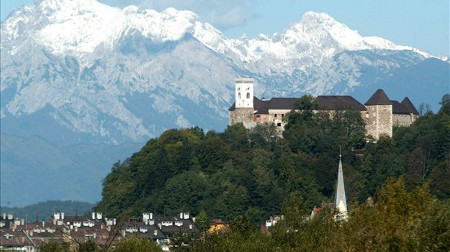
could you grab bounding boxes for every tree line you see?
[95,95,450,224]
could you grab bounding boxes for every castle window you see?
[246,93,250,99]
[274,114,277,118]
[277,123,282,127]
[238,93,241,99]
[282,114,285,118]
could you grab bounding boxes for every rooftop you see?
[365,89,391,105]
[229,95,367,113]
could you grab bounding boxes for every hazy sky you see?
[2,0,449,56]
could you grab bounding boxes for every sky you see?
[1,0,449,56]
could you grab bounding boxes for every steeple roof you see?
[334,153,348,220]
[391,100,410,114]
[365,89,391,106]
[401,97,419,115]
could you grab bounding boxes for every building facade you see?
[228,78,419,140]
[0,211,200,251]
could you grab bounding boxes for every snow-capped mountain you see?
[2,0,447,145]
[1,0,448,206]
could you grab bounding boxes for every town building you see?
[260,215,284,235]
[0,211,200,251]
[229,78,419,140]
[209,219,229,234]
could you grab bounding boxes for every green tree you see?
[76,240,97,252]
[195,209,210,231]
[37,240,71,252]
[111,235,162,252]
[159,170,210,215]
[293,94,319,111]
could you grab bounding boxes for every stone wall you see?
[393,114,413,127]
[366,105,392,140]
[267,109,291,131]
[229,108,254,126]
[230,105,407,141]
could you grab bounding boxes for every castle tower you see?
[228,78,255,127]
[401,97,419,124]
[365,89,393,140]
[235,78,254,108]
[334,152,348,221]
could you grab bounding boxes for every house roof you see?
[266,98,299,110]
[123,224,165,240]
[401,97,419,115]
[210,219,226,225]
[63,216,91,223]
[0,230,34,247]
[158,219,200,235]
[365,89,391,105]
[229,95,366,113]
[391,100,411,114]
[317,96,366,111]
[125,230,165,240]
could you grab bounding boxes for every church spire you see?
[334,149,348,220]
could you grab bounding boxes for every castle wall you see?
[393,114,414,127]
[366,105,392,140]
[229,108,254,126]
[253,114,271,123]
[229,97,416,141]
[267,109,291,131]
[411,114,418,124]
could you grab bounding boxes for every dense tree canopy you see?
[95,94,450,224]
[186,178,450,252]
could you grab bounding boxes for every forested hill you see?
[95,95,450,222]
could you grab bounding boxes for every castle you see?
[229,78,419,140]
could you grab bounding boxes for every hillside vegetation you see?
[95,95,450,223]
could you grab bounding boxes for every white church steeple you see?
[334,151,348,220]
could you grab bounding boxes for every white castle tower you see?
[334,152,348,220]
[235,78,254,108]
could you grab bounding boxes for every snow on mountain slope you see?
[1,0,448,145]
[2,0,229,63]
[228,11,441,74]
[2,1,436,67]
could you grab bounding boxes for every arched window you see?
[246,92,250,99]
[238,93,241,99]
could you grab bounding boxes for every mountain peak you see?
[301,11,336,24]
[2,1,214,58]
[36,0,107,16]
[292,11,366,51]
[162,7,199,19]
